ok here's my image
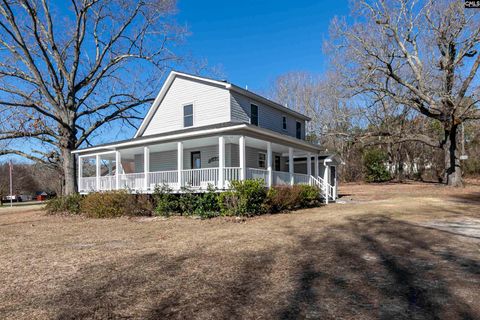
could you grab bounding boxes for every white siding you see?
[230,92,306,139]
[143,77,230,136]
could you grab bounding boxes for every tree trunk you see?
[444,125,463,187]
[62,147,77,195]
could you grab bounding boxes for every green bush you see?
[194,185,220,219]
[219,179,267,216]
[81,191,151,218]
[363,148,391,182]
[45,193,83,215]
[178,186,197,216]
[153,184,179,216]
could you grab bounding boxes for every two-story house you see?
[73,71,340,202]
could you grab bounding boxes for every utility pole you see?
[9,160,13,207]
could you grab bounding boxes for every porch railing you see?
[181,168,219,188]
[150,170,178,189]
[119,173,145,191]
[99,175,116,191]
[79,177,96,192]
[293,173,310,185]
[79,167,334,202]
[272,170,291,185]
[246,168,269,182]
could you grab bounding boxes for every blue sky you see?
[175,0,350,92]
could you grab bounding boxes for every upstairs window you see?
[296,121,302,139]
[251,104,258,126]
[184,104,193,127]
[282,116,287,130]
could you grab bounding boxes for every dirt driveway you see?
[0,182,479,319]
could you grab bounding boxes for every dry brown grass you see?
[1,182,479,319]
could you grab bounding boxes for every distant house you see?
[73,71,340,202]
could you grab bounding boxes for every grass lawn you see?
[1,182,479,319]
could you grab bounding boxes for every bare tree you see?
[328,0,480,186]
[0,0,185,194]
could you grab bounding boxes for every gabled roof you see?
[134,71,311,138]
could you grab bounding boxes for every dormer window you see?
[184,104,193,127]
[251,104,258,126]
[296,121,302,139]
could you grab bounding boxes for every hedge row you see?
[46,179,322,219]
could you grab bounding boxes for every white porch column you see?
[177,142,184,188]
[323,162,330,204]
[307,153,312,175]
[307,152,312,185]
[144,146,150,191]
[115,151,121,190]
[78,156,83,192]
[239,136,246,180]
[218,136,225,189]
[95,154,100,191]
[314,155,319,178]
[288,147,294,185]
[266,142,272,187]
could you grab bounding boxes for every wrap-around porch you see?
[78,135,337,201]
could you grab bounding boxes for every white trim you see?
[73,124,323,155]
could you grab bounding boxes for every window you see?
[258,153,266,169]
[184,104,193,127]
[282,116,287,130]
[191,152,201,169]
[296,121,302,139]
[251,104,258,126]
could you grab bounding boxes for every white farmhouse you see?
[73,71,340,202]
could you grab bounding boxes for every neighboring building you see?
[73,71,341,202]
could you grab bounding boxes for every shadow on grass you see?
[42,214,479,319]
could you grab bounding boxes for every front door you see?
[191,151,201,169]
[330,166,336,186]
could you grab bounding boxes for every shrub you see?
[264,185,321,213]
[131,194,154,216]
[363,148,391,182]
[45,193,83,215]
[298,185,321,208]
[81,191,142,218]
[178,186,197,216]
[153,184,179,216]
[194,185,220,219]
[219,179,267,216]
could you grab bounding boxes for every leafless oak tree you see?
[0,0,185,194]
[329,0,480,186]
